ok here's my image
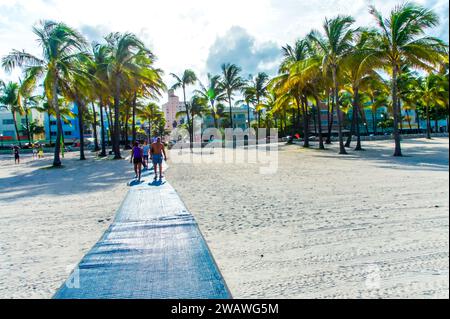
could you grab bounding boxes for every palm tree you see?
[59,54,93,160]
[170,69,197,148]
[341,30,381,150]
[90,43,111,157]
[220,63,245,129]
[0,81,23,145]
[104,32,156,159]
[2,20,88,166]
[33,98,75,146]
[308,15,358,154]
[369,3,448,156]
[195,73,226,129]
[414,74,447,139]
[136,102,162,141]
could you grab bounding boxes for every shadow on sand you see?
[282,138,449,172]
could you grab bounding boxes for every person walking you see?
[130,141,144,182]
[150,137,167,181]
[13,145,20,164]
[142,140,150,169]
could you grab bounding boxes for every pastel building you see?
[162,89,187,131]
[0,108,44,143]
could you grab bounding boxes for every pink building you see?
[162,89,187,131]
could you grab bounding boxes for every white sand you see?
[166,138,449,298]
[0,138,448,299]
[0,151,133,298]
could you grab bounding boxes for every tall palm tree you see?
[369,3,448,156]
[341,30,381,150]
[90,43,111,157]
[414,74,447,139]
[308,15,358,154]
[240,85,257,130]
[0,81,23,146]
[105,32,156,159]
[60,54,93,160]
[2,20,88,166]
[171,69,197,148]
[195,73,226,129]
[220,63,245,129]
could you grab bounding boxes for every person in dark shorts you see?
[13,146,20,164]
[130,141,143,182]
[150,137,167,180]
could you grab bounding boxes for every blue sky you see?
[0,0,448,97]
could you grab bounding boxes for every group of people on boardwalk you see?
[130,137,167,182]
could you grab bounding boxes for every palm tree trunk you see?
[247,104,251,130]
[316,97,324,149]
[426,102,431,139]
[372,102,377,135]
[124,106,131,149]
[51,77,62,166]
[113,78,122,159]
[302,97,309,148]
[332,67,347,154]
[354,89,362,151]
[326,89,333,144]
[406,109,412,130]
[47,112,52,146]
[99,100,107,157]
[107,105,114,148]
[132,92,137,143]
[24,103,31,143]
[11,111,21,147]
[91,102,100,151]
[77,100,86,160]
[182,86,193,150]
[345,107,356,147]
[391,65,402,156]
[228,93,233,129]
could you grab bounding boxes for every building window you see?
[2,130,15,136]
[50,120,57,125]
[2,119,14,125]
[50,132,57,137]
[64,131,72,136]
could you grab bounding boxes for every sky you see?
[0,0,448,100]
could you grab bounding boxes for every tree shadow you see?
[306,139,449,172]
[0,154,134,201]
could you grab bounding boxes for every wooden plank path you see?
[54,169,231,299]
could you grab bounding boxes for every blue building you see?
[44,103,96,143]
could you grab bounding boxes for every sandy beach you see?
[166,138,449,298]
[0,138,448,299]
[0,151,133,298]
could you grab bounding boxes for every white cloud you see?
[0,0,447,96]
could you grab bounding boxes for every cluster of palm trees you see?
[277,3,448,156]
[172,2,448,156]
[1,21,165,166]
[1,2,448,167]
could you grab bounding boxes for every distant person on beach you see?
[150,137,167,180]
[13,146,20,164]
[32,144,38,160]
[38,144,44,159]
[142,140,150,169]
[130,141,143,182]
